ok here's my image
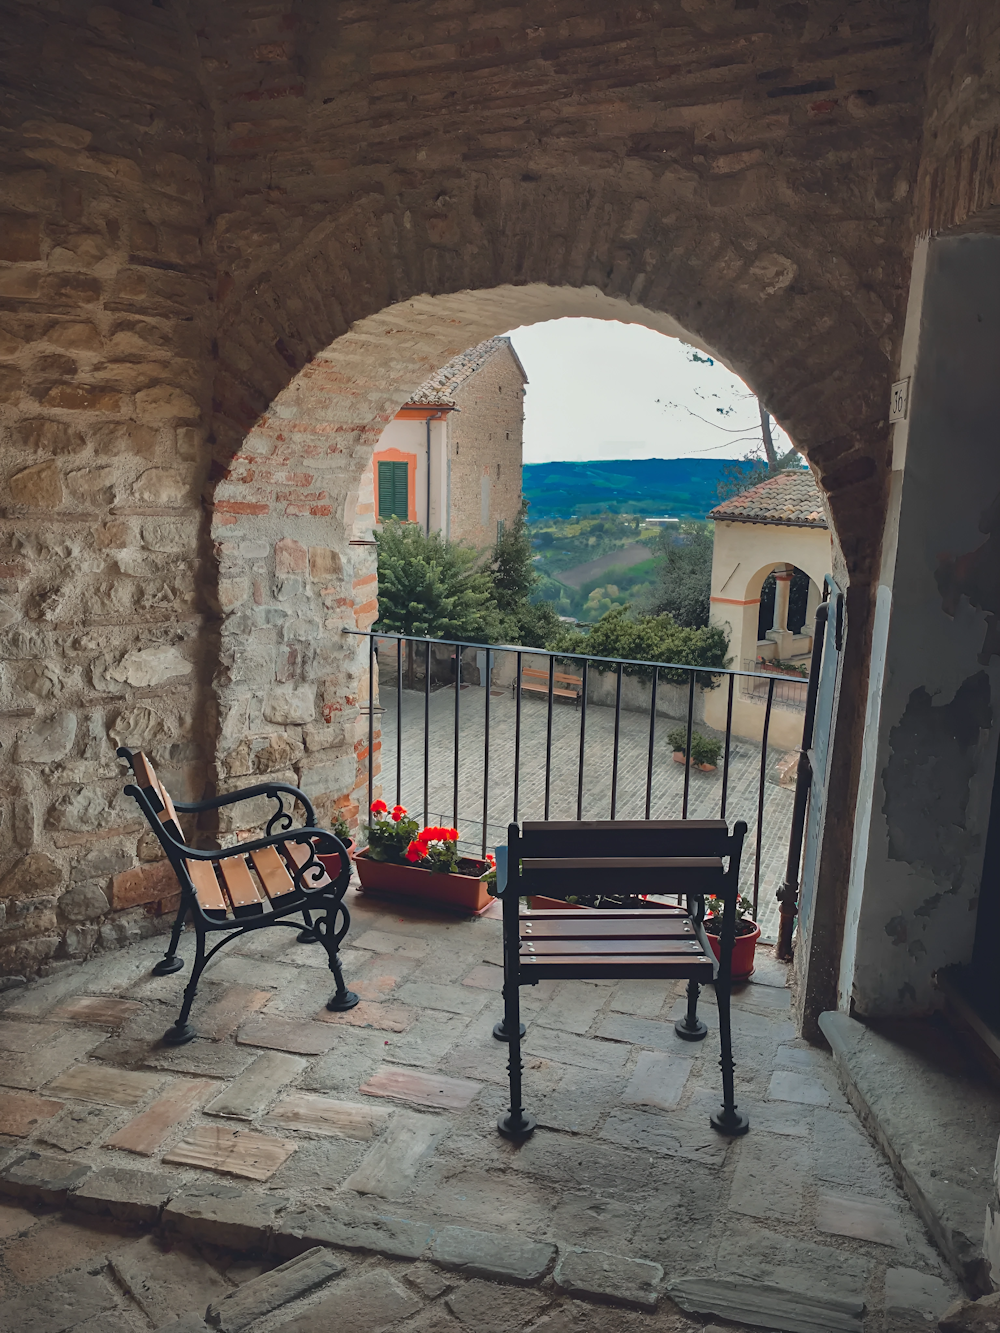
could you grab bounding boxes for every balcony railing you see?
[740,658,809,710]
[345,630,805,940]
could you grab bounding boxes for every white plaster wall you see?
[840,234,1000,1017]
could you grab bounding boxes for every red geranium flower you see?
[370,799,388,815]
[390,809,403,822]
[405,840,428,863]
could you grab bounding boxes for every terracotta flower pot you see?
[315,837,355,882]
[705,921,761,981]
[697,763,717,772]
[355,848,491,913]
[672,751,686,764]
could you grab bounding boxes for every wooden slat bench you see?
[495,818,749,1140]
[118,746,358,1045]
[516,664,583,705]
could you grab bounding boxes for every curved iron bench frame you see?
[118,746,359,1045]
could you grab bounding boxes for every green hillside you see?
[523,457,739,520]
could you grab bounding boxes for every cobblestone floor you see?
[377,684,798,943]
[0,889,962,1332]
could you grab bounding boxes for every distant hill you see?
[522,458,741,520]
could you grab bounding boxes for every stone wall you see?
[448,342,525,548]
[0,0,937,977]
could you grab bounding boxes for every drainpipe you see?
[426,411,446,535]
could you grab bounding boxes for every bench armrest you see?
[173,782,317,830]
[123,782,346,893]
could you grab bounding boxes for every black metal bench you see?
[495,817,749,1140]
[118,747,359,1045]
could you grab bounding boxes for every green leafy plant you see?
[668,728,723,768]
[332,811,354,843]
[549,606,729,686]
[364,800,421,864]
[646,522,714,628]
[405,825,462,874]
[691,733,723,767]
[704,891,756,932]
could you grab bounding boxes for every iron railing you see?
[346,630,809,931]
[740,659,808,710]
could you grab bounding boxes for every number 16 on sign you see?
[890,378,910,423]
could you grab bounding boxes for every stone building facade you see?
[369,335,526,545]
[0,0,997,1052]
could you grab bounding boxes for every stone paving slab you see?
[0,891,966,1332]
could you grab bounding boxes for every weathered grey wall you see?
[840,234,1000,1016]
[448,343,524,548]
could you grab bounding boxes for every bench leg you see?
[152,898,189,977]
[493,902,526,1042]
[674,977,708,1041]
[319,905,360,1012]
[497,976,536,1139]
[162,921,205,1045]
[297,905,318,944]
[710,962,749,1136]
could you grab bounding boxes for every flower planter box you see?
[672,751,717,772]
[705,921,761,981]
[355,848,492,914]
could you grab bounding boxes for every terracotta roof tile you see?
[405,335,524,407]
[709,468,827,528]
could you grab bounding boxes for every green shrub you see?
[667,728,723,767]
[550,606,729,685]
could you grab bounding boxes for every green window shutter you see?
[378,461,409,520]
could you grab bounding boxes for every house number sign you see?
[890,378,910,423]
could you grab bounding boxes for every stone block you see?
[309,546,342,579]
[0,1149,91,1205]
[0,1090,64,1137]
[939,1291,1000,1332]
[162,1125,297,1181]
[16,712,77,763]
[0,1267,120,1333]
[0,1029,102,1090]
[667,1278,864,1333]
[266,1092,392,1139]
[622,1051,693,1111]
[0,852,63,900]
[9,460,63,508]
[342,1110,451,1200]
[430,1225,555,1283]
[272,1269,421,1333]
[236,1013,341,1055]
[359,1066,481,1110]
[816,1191,905,1246]
[134,386,200,424]
[445,1279,546,1326]
[767,1069,831,1106]
[112,860,178,910]
[38,1102,118,1151]
[105,1077,219,1155]
[111,1234,231,1328]
[554,1247,662,1309]
[395,980,489,1016]
[0,214,41,261]
[45,1062,163,1106]
[206,1247,344,1331]
[57,884,109,922]
[275,1205,434,1261]
[884,1267,953,1322]
[263,685,315,725]
[728,1133,806,1221]
[600,1106,730,1167]
[49,996,141,1026]
[275,538,308,574]
[71,1165,175,1224]
[108,646,191,687]
[163,1184,289,1250]
[523,1028,630,1074]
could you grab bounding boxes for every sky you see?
[505,318,792,465]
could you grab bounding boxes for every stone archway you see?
[0,0,930,974]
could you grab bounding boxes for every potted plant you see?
[355,801,491,912]
[668,727,723,772]
[314,811,355,881]
[703,891,760,980]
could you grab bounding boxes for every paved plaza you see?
[0,886,962,1332]
[377,682,799,942]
